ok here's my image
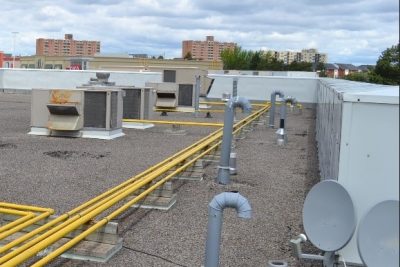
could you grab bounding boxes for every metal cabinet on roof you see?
[316,79,399,264]
[147,67,213,112]
[29,87,124,139]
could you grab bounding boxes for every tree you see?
[287,61,312,71]
[316,62,327,77]
[344,72,370,82]
[374,44,399,85]
[249,51,261,70]
[345,44,399,85]
[184,52,193,60]
[220,46,250,70]
[157,55,164,60]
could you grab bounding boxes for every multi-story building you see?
[269,48,327,64]
[36,34,100,56]
[182,36,236,61]
[301,48,327,64]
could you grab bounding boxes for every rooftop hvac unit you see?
[83,89,123,131]
[122,87,155,120]
[147,68,214,112]
[29,88,124,140]
[79,73,156,129]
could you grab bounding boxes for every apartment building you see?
[269,48,327,64]
[182,36,236,61]
[301,48,327,64]
[36,34,100,56]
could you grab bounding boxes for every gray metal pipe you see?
[290,234,335,267]
[232,77,238,97]
[204,192,252,267]
[194,75,200,117]
[285,96,297,106]
[217,96,252,184]
[268,90,285,128]
[276,97,297,146]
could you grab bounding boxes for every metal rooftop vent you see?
[83,72,116,86]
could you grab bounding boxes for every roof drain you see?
[217,96,252,185]
[276,96,297,146]
[268,90,285,128]
[204,191,252,267]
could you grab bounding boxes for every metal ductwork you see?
[205,192,252,267]
[268,90,285,128]
[217,96,252,184]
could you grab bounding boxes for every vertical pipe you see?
[205,192,252,267]
[194,75,200,117]
[276,99,287,146]
[232,78,238,121]
[268,91,284,128]
[280,101,286,128]
[276,97,296,146]
[232,77,238,97]
[217,102,234,184]
[229,152,237,175]
[217,97,251,185]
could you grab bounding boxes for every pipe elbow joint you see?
[271,90,285,99]
[228,96,252,114]
[209,192,252,219]
[285,96,297,105]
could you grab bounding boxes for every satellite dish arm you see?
[290,234,326,261]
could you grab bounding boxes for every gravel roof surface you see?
[0,92,320,267]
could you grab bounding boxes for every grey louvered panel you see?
[143,89,150,119]
[178,84,193,106]
[84,91,106,128]
[123,89,141,119]
[110,92,118,129]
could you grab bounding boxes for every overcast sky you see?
[0,0,398,65]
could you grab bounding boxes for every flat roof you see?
[0,92,319,266]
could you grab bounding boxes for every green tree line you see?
[220,46,321,72]
[345,44,399,85]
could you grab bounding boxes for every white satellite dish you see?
[357,200,399,267]
[303,180,356,252]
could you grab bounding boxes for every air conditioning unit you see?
[122,87,156,120]
[29,88,124,140]
[82,88,124,139]
[30,89,84,137]
[146,68,214,113]
[121,86,156,129]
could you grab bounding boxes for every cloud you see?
[0,0,398,64]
